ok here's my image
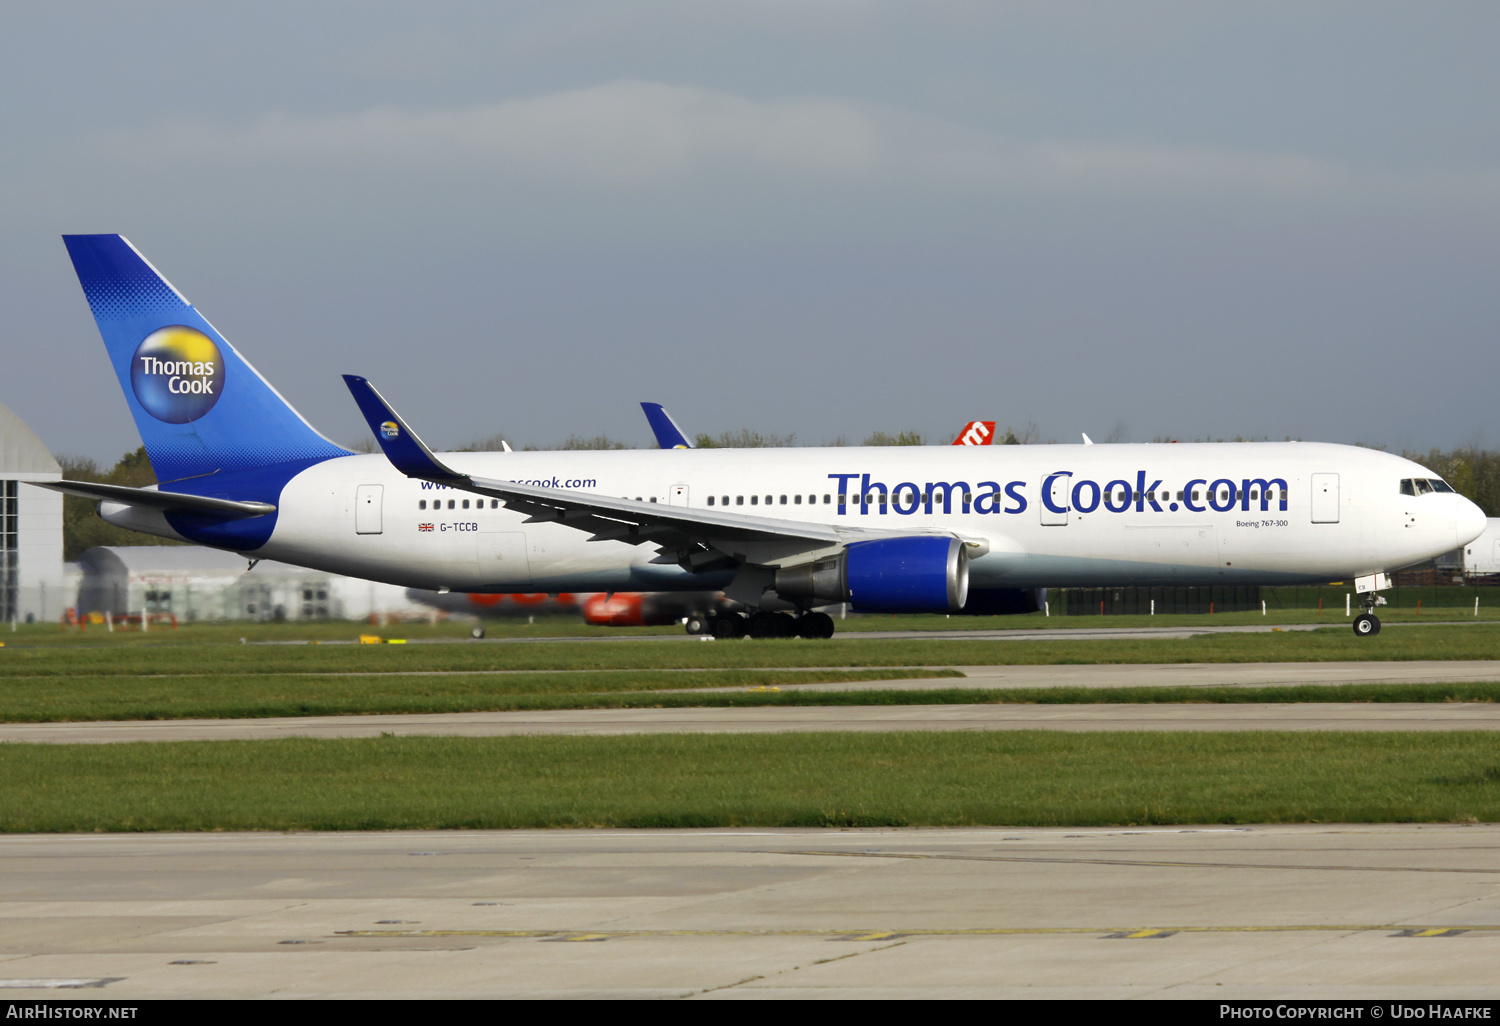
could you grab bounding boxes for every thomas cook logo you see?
[130,326,225,424]
[380,421,400,440]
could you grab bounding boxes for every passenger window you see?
[462,499,469,509]
[765,495,772,505]
[419,500,426,510]
[1400,479,1415,496]
[1192,491,1200,501]
[751,496,758,505]
[491,500,498,508]
[794,495,802,504]
[736,496,743,506]
[448,500,455,509]
[707,496,715,506]
[650,497,658,503]
[838,494,846,504]
[722,495,729,506]
[780,495,786,505]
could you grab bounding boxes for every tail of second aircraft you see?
[62,235,349,483]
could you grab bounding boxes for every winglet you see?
[342,375,468,483]
[640,402,694,449]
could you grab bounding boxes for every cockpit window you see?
[1404,477,1456,495]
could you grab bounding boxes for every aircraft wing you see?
[35,480,276,518]
[640,402,694,449]
[344,375,899,569]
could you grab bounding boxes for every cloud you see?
[72,78,1500,241]
[90,81,881,185]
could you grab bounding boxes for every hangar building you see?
[0,402,64,625]
[73,545,430,623]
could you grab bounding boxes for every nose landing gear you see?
[1352,593,1386,637]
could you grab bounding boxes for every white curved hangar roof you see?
[0,402,60,476]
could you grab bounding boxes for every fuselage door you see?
[355,484,384,534]
[1041,474,1069,526]
[1310,473,1339,524]
[478,531,532,588]
[669,484,689,507]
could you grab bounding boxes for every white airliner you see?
[49,235,1487,639]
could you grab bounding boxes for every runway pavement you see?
[243,618,1488,645]
[6,700,1500,743]
[1,825,1497,998]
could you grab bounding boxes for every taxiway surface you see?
[6,701,1500,743]
[0,825,1496,998]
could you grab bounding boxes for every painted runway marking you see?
[335,925,1500,940]
[784,849,1500,875]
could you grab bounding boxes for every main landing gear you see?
[707,610,835,640]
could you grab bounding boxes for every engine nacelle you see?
[956,587,1046,616]
[774,536,969,613]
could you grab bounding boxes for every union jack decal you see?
[418,523,434,532]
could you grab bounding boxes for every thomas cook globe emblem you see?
[129,326,226,423]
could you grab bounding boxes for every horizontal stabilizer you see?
[36,480,276,519]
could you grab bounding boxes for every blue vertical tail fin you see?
[640,402,695,449]
[63,234,349,483]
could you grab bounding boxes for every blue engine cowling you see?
[845,536,969,613]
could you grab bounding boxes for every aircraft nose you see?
[1455,495,1487,548]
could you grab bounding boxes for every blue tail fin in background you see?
[63,235,349,483]
[640,402,694,449]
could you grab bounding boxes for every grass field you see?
[3,618,1498,832]
[2,621,1497,721]
[3,732,1498,832]
[0,668,959,722]
[4,623,1499,673]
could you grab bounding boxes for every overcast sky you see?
[3,1,1497,462]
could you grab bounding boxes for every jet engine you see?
[774,536,969,613]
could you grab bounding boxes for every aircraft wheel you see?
[798,612,835,639]
[747,612,781,638]
[772,612,798,637]
[711,613,745,639]
[685,616,708,636]
[470,625,486,639]
[1353,613,1381,637]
